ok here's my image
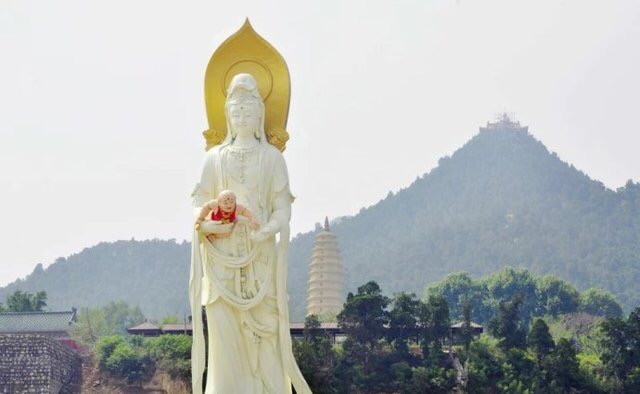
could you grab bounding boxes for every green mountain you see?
[0,239,191,319]
[287,117,640,319]
[2,117,638,321]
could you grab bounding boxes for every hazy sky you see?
[1,0,639,287]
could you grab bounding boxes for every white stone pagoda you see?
[306,217,345,319]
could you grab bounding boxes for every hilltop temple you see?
[306,217,345,319]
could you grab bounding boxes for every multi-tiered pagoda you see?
[306,217,345,319]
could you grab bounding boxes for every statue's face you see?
[229,101,259,139]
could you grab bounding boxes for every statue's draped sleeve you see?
[268,149,311,394]
[190,152,215,394]
[192,153,216,208]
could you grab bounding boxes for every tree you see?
[528,319,554,364]
[159,315,179,326]
[424,272,490,323]
[336,281,393,391]
[460,297,474,355]
[71,302,146,345]
[600,307,640,391]
[484,268,536,326]
[579,288,623,318]
[293,315,339,393]
[488,293,526,351]
[338,281,390,352]
[417,295,450,361]
[102,301,145,335]
[545,338,582,391]
[5,290,47,312]
[387,292,419,356]
[466,336,503,393]
[534,275,579,316]
[145,334,192,379]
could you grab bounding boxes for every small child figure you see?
[195,190,260,234]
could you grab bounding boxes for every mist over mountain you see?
[2,118,638,321]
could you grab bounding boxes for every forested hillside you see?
[2,118,638,321]
[287,118,640,319]
[0,239,191,318]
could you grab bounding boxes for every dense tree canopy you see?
[424,267,623,325]
[1,290,48,312]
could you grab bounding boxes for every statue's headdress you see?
[203,20,291,152]
[223,73,266,143]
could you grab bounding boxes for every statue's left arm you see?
[251,150,294,242]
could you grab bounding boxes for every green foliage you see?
[338,281,390,354]
[292,280,636,393]
[145,335,192,379]
[104,342,153,383]
[543,338,583,392]
[466,335,503,393]
[579,288,623,318]
[457,297,475,358]
[95,334,191,384]
[298,281,459,393]
[424,272,489,323]
[0,239,190,319]
[287,129,640,320]
[488,293,527,351]
[535,275,580,316]
[425,267,622,327]
[95,335,127,368]
[159,315,179,326]
[387,292,419,355]
[71,302,146,345]
[4,290,47,312]
[485,268,537,325]
[599,307,640,391]
[401,366,456,394]
[528,319,554,362]
[292,315,339,393]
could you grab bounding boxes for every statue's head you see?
[224,73,265,143]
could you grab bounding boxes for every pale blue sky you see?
[1,0,639,286]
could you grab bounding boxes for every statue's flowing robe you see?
[190,143,311,394]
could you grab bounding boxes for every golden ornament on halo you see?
[203,19,291,152]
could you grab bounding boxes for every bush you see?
[107,342,153,383]
[95,335,127,368]
[145,334,192,379]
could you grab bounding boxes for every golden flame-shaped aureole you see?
[203,19,291,152]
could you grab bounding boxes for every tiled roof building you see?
[0,309,77,338]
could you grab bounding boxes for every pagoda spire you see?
[324,216,330,231]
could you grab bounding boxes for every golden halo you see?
[203,19,291,152]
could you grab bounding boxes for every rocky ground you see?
[81,357,189,394]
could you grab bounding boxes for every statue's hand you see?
[249,229,271,243]
[249,218,261,231]
[199,220,234,236]
[249,219,279,243]
[237,215,261,231]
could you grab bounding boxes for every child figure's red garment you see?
[211,207,237,224]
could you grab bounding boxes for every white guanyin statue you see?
[189,73,312,393]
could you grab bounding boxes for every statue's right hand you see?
[199,220,233,236]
